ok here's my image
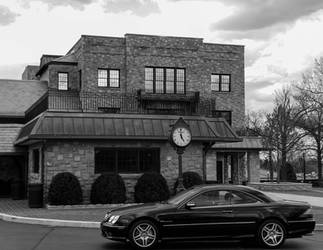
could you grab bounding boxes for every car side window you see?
[230,190,260,204]
[190,190,232,207]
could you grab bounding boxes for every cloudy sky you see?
[1,0,323,112]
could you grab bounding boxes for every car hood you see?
[108,202,174,216]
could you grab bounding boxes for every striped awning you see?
[15,112,241,145]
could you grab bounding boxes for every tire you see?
[258,219,286,248]
[128,220,159,249]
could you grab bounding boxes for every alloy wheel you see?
[132,222,157,248]
[260,222,284,247]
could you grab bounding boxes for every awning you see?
[15,112,241,145]
[212,136,265,151]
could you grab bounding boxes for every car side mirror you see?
[185,202,196,209]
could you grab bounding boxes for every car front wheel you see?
[258,220,286,248]
[129,220,159,249]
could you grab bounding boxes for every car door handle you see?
[221,210,233,214]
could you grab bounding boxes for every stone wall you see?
[247,151,260,183]
[42,140,203,203]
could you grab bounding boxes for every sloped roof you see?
[36,53,78,76]
[213,136,265,151]
[15,112,241,145]
[0,79,48,117]
[53,53,78,63]
[0,124,25,154]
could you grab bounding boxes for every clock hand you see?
[180,133,184,141]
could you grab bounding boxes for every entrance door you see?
[216,161,223,184]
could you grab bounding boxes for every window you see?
[32,149,40,174]
[58,72,68,90]
[95,148,160,174]
[229,191,261,204]
[212,110,232,125]
[98,69,120,88]
[145,67,186,94]
[211,74,231,92]
[190,190,232,207]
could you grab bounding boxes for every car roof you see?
[192,184,259,192]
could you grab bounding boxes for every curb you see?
[0,213,100,228]
[0,212,323,231]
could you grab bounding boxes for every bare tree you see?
[245,111,276,181]
[294,57,323,181]
[270,87,305,182]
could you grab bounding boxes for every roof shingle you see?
[0,79,47,117]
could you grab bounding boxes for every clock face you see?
[172,127,192,147]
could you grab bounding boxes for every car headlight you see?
[104,213,111,221]
[108,215,120,225]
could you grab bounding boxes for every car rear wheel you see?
[258,220,286,248]
[129,220,159,249]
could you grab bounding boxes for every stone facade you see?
[42,140,203,203]
[22,34,251,204]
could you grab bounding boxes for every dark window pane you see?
[191,190,232,207]
[230,191,260,204]
[118,149,138,173]
[95,149,116,173]
[212,111,232,125]
[139,149,160,172]
[33,149,40,174]
[155,68,164,93]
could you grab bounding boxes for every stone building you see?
[0,34,263,202]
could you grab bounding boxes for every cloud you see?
[103,0,160,17]
[210,0,323,32]
[0,5,19,26]
[20,0,95,10]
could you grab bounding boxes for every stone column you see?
[223,154,229,184]
[247,151,260,183]
[231,153,240,184]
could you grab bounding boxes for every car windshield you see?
[167,188,198,205]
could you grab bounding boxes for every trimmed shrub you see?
[134,173,170,203]
[90,174,126,204]
[48,172,83,205]
[173,171,203,192]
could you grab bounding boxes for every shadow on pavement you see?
[101,238,311,250]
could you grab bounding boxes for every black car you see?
[101,185,315,249]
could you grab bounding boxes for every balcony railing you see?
[47,88,215,116]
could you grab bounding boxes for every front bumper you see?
[287,219,316,238]
[100,222,127,241]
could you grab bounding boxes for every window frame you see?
[145,67,186,94]
[211,73,231,92]
[58,72,69,91]
[97,68,120,88]
[94,148,160,174]
[212,110,232,126]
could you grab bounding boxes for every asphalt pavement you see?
[0,220,322,250]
